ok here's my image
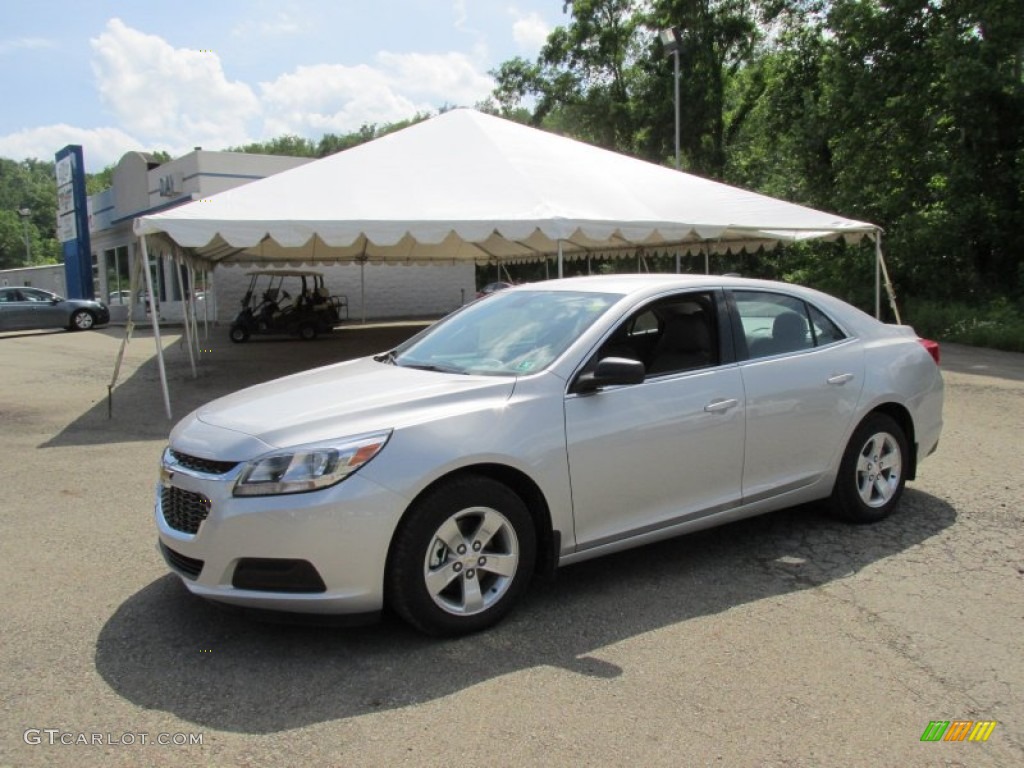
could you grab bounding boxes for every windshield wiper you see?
[397,361,466,374]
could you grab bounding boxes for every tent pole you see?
[107,246,143,418]
[140,236,172,419]
[675,250,680,274]
[875,231,881,319]
[876,231,902,324]
[174,253,197,379]
[557,242,564,279]
[360,257,366,323]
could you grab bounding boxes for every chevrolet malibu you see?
[156,275,943,635]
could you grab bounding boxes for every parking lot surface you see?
[1,324,1022,767]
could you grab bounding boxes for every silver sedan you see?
[156,275,943,635]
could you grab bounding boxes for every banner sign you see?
[54,145,93,300]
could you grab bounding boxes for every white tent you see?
[135,108,879,265]
[128,109,895,417]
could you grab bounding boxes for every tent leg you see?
[108,249,144,418]
[174,253,197,378]
[876,232,902,324]
[141,236,172,419]
[875,231,881,319]
[360,258,366,324]
[557,242,564,279]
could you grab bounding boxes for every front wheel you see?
[69,309,95,331]
[298,322,318,341]
[830,413,908,523]
[386,476,536,636]
[229,324,249,343]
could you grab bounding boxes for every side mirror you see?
[574,357,646,394]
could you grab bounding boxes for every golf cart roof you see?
[243,270,325,278]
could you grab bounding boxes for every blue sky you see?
[0,0,562,171]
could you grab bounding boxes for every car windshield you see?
[393,289,619,376]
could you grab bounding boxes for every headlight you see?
[233,431,391,496]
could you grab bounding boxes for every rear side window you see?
[733,291,846,360]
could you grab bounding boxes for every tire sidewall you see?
[831,413,908,523]
[70,309,94,331]
[387,475,537,636]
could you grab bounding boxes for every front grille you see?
[161,486,211,534]
[169,449,238,475]
[160,541,204,580]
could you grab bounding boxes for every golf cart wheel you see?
[229,325,250,343]
[298,322,318,341]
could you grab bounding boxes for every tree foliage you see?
[0,158,61,268]
[492,0,1024,305]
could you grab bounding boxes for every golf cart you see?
[229,270,348,342]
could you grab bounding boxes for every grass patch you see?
[903,298,1024,353]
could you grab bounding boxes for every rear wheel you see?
[69,309,95,331]
[298,322,318,341]
[830,413,908,523]
[387,476,536,636]
[229,324,249,343]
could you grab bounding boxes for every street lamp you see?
[17,207,32,262]
[659,28,682,171]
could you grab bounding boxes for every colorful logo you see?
[920,720,997,742]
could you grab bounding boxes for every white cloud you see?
[89,18,260,149]
[231,11,308,39]
[0,37,57,55]
[1,17,505,164]
[0,124,143,169]
[510,10,550,52]
[259,52,494,137]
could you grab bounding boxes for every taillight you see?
[917,338,940,365]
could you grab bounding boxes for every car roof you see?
[505,274,880,334]
[507,273,798,297]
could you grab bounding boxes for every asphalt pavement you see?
[1,324,1021,767]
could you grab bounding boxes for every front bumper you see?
[156,456,410,614]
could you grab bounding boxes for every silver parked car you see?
[156,275,943,635]
[0,286,110,332]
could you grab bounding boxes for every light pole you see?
[17,207,32,262]
[659,28,682,171]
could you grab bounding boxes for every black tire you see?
[229,324,249,343]
[386,475,536,636]
[830,412,908,523]
[69,309,95,331]
[298,322,318,341]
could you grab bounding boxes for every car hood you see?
[172,357,517,458]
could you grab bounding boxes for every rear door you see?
[730,290,865,501]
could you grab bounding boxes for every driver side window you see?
[594,292,719,378]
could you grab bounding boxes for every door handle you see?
[704,398,739,413]
[827,373,855,385]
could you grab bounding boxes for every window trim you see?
[727,289,852,362]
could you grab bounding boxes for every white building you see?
[89,150,474,325]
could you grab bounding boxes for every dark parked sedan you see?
[0,287,110,332]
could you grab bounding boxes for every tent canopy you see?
[134,109,877,266]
